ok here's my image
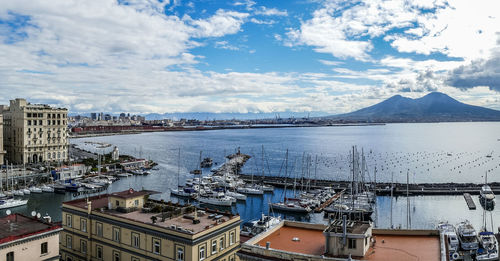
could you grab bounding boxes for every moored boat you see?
[477,231,499,261]
[456,221,479,251]
[0,198,28,209]
[241,213,281,237]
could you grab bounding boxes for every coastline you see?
[69,122,385,138]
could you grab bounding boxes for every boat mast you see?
[390,171,393,228]
[282,149,288,203]
[406,170,410,229]
[177,148,181,188]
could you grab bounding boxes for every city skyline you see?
[1,0,499,114]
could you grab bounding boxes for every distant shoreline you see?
[69,122,385,138]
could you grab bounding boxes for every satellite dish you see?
[6,210,11,215]
[37,213,41,219]
[31,211,37,217]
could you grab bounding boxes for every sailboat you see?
[22,166,30,195]
[189,151,202,175]
[479,172,495,210]
[171,148,198,199]
[237,151,264,195]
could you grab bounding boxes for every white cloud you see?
[188,9,249,38]
[254,7,288,16]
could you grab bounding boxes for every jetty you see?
[463,193,476,210]
[313,190,344,213]
[239,174,499,196]
[212,151,251,176]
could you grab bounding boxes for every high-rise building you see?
[0,115,5,165]
[90,113,97,120]
[1,98,69,164]
[60,189,241,261]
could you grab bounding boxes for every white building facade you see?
[1,98,69,164]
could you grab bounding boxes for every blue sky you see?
[0,0,499,115]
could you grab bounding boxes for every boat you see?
[200,157,213,168]
[29,186,43,193]
[171,187,198,199]
[41,185,54,193]
[116,173,130,177]
[241,214,281,237]
[198,192,234,207]
[438,222,460,259]
[477,231,499,261]
[0,198,28,209]
[22,188,31,195]
[237,186,264,195]
[226,191,247,201]
[53,184,67,194]
[261,185,274,192]
[13,190,24,196]
[456,221,479,251]
[269,201,312,213]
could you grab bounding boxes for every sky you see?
[1,0,500,115]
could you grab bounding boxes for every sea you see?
[4,122,500,231]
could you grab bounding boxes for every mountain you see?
[330,92,500,122]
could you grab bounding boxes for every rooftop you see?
[109,188,158,199]
[361,234,440,261]
[63,192,238,235]
[0,214,61,245]
[256,225,325,256]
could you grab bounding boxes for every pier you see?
[463,193,476,210]
[313,190,344,213]
[239,174,497,196]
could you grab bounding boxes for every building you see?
[1,98,69,164]
[238,219,443,261]
[111,146,119,161]
[0,115,5,165]
[53,164,89,181]
[0,213,62,261]
[61,188,241,261]
[90,113,97,121]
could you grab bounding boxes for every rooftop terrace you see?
[0,214,61,245]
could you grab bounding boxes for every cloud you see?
[254,7,288,16]
[214,41,239,50]
[188,9,249,38]
[250,18,275,25]
[446,54,500,92]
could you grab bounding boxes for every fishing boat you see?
[241,214,281,237]
[477,231,499,261]
[456,221,479,251]
[226,191,247,201]
[0,198,28,209]
[198,192,234,207]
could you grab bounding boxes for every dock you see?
[463,193,476,210]
[240,174,496,196]
[313,190,344,213]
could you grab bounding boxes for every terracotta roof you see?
[0,214,61,244]
[361,234,440,261]
[256,226,326,256]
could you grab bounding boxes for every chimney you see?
[342,215,347,246]
[87,201,92,214]
[266,242,270,250]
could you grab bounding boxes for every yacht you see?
[226,191,247,201]
[237,186,264,195]
[170,187,198,199]
[29,186,43,193]
[477,230,499,261]
[261,185,274,192]
[198,192,234,207]
[456,221,479,251]
[241,214,281,237]
[41,185,54,193]
[0,198,28,209]
[13,190,24,196]
[269,201,311,213]
[22,188,31,195]
[438,222,460,259]
[480,185,495,208]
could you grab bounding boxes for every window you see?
[211,240,217,254]
[348,238,357,249]
[134,199,139,206]
[6,251,14,261]
[66,214,72,228]
[132,233,140,248]
[177,247,185,261]
[81,218,87,232]
[199,246,206,261]
[132,257,139,261]
[153,238,161,254]
[113,251,120,261]
[113,227,120,242]
[80,240,87,254]
[41,242,48,255]
[66,235,72,249]
[229,256,235,261]
[219,237,225,251]
[230,232,235,245]
[116,200,120,206]
[96,245,103,260]
[96,222,103,237]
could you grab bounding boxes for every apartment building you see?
[60,188,241,261]
[1,98,69,164]
[0,213,62,261]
